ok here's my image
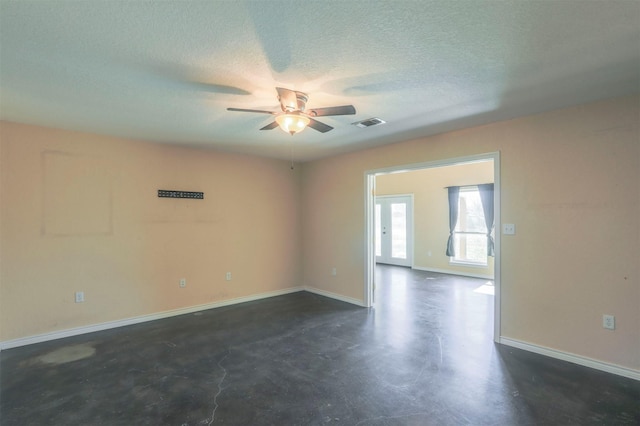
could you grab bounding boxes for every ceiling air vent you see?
[352,117,386,128]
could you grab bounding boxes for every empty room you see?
[1,1,639,425]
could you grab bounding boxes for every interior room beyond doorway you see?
[375,160,495,280]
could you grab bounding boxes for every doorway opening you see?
[364,152,501,342]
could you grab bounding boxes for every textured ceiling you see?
[1,1,639,162]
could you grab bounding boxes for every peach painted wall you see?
[376,162,494,277]
[0,121,303,342]
[301,95,639,371]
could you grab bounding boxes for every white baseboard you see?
[499,337,640,381]
[8,290,636,382]
[0,286,304,351]
[304,286,367,307]
[412,266,494,280]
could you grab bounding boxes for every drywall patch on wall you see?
[42,151,113,236]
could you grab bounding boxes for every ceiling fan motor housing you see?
[279,91,309,113]
[295,92,308,112]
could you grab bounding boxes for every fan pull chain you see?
[290,140,295,170]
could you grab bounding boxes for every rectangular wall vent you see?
[158,190,204,199]
[353,117,386,128]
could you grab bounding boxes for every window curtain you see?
[446,186,460,256]
[478,183,495,257]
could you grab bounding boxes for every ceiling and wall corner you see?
[0,1,638,161]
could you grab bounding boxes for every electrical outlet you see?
[75,291,84,303]
[603,314,615,330]
[503,223,516,235]
[331,267,337,276]
[179,278,186,288]
[226,272,232,281]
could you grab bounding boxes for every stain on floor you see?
[36,343,96,365]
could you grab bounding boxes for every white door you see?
[375,195,413,267]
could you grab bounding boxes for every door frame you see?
[375,194,414,267]
[364,152,502,342]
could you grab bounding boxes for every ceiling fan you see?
[227,87,356,135]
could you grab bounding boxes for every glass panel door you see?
[375,195,412,267]
[391,203,407,259]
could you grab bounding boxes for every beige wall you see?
[302,95,639,371]
[376,162,495,277]
[0,122,303,341]
[1,95,638,372]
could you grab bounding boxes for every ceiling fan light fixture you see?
[227,87,354,134]
[276,113,310,135]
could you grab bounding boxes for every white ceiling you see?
[1,1,639,162]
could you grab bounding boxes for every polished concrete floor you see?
[1,265,638,425]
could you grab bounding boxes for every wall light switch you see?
[75,291,84,303]
[503,223,516,235]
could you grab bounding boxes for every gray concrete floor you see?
[1,265,638,425]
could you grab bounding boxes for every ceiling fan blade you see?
[276,87,298,112]
[260,121,279,130]
[227,107,277,115]
[307,118,333,133]
[307,105,356,117]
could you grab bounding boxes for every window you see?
[451,187,488,265]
